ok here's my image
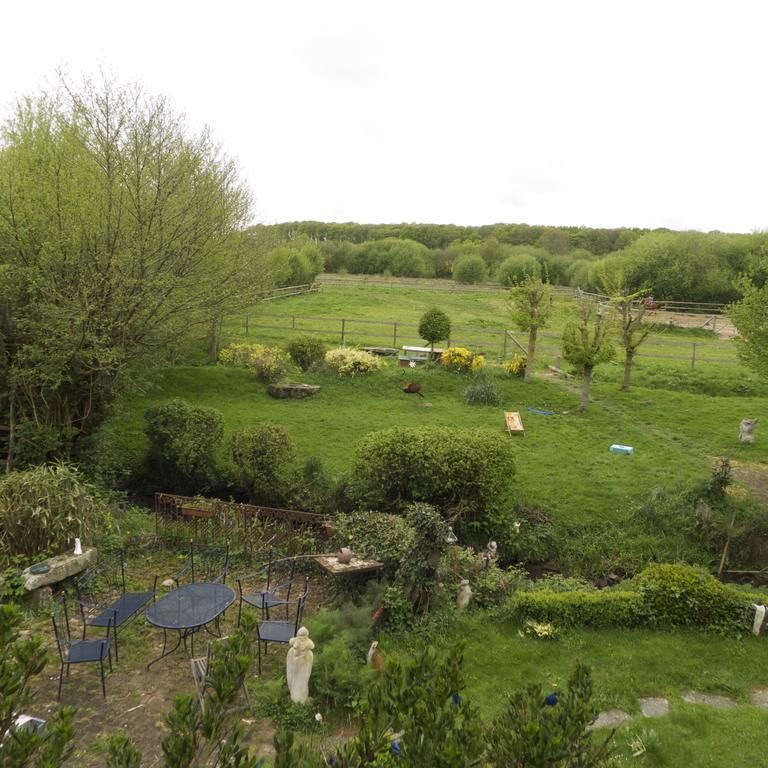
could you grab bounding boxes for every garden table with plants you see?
[145,582,235,668]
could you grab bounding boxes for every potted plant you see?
[180,496,218,519]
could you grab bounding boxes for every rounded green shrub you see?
[350,426,516,537]
[452,254,487,284]
[496,253,541,286]
[230,424,295,505]
[635,563,746,631]
[286,335,326,372]
[144,398,224,494]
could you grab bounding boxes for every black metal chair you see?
[52,595,112,700]
[75,550,157,662]
[255,576,309,675]
[173,542,229,586]
[236,548,297,627]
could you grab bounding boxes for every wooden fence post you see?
[244,315,249,335]
[393,322,398,348]
[341,318,346,345]
[501,330,508,361]
[691,342,697,369]
[292,316,296,330]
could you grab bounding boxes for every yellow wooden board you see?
[504,411,524,435]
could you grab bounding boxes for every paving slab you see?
[587,709,632,730]
[639,697,669,718]
[681,690,737,708]
[751,688,768,708]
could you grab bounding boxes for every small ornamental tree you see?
[601,272,654,391]
[418,308,451,355]
[561,301,615,411]
[508,273,553,383]
[486,663,613,768]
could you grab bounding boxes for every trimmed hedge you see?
[505,563,765,633]
[505,589,645,629]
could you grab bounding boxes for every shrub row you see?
[505,564,765,633]
[505,589,645,628]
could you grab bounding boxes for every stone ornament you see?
[73,538,83,556]
[286,627,314,704]
[457,579,472,611]
[739,419,758,444]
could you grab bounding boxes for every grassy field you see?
[97,280,767,572]
[211,284,740,371]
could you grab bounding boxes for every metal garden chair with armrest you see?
[173,542,229,587]
[52,594,112,700]
[255,576,309,675]
[236,548,297,627]
[74,549,157,662]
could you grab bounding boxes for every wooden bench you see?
[504,411,524,436]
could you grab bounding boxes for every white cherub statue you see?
[286,626,315,704]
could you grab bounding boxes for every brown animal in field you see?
[402,382,424,398]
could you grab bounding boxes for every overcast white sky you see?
[2,1,766,233]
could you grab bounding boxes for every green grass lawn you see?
[391,615,768,768]
[101,358,767,528]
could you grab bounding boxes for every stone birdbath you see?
[21,548,97,608]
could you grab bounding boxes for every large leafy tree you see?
[561,301,615,411]
[0,75,263,466]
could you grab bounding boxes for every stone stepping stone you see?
[639,697,669,718]
[751,688,768,708]
[681,690,737,708]
[587,709,632,730]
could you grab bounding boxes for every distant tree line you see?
[251,222,768,305]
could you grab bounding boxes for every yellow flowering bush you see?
[218,343,288,382]
[520,619,558,640]
[503,355,527,377]
[440,346,485,373]
[324,347,382,377]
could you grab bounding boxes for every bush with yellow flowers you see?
[440,346,485,373]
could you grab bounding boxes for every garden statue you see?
[482,540,498,566]
[367,640,385,672]
[286,626,314,704]
[73,538,83,556]
[739,419,758,444]
[457,579,472,611]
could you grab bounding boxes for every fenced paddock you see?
[230,313,739,370]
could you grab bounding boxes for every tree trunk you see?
[580,365,593,411]
[207,317,221,364]
[524,326,538,384]
[621,350,634,392]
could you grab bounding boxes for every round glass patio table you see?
[145,583,235,668]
